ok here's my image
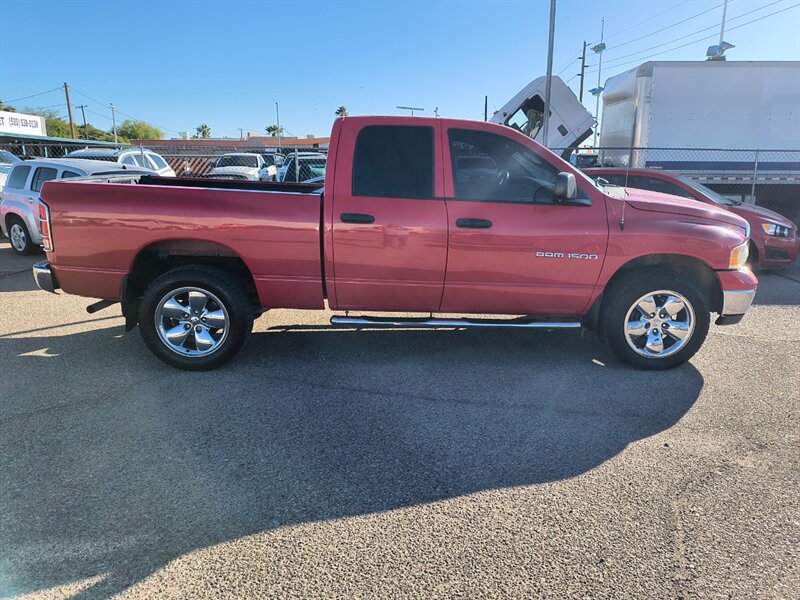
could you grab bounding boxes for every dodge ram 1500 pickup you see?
[33,116,758,371]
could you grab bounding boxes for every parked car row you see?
[206,151,327,183]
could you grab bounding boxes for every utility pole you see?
[76,104,88,139]
[275,102,281,151]
[484,95,488,121]
[110,103,117,143]
[63,82,76,139]
[578,41,587,103]
[718,0,728,45]
[541,0,557,147]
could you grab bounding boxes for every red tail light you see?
[39,202,53,252]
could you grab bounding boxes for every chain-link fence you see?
[150,146,328,182]
[2,141,797,224]
[567,147,800,226]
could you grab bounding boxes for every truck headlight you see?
[729,241,749,269]
[761,223,790,238]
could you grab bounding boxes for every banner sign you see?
[0,110,48,137]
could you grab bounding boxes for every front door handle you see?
[456,218,492,229]
[341,212,375,224]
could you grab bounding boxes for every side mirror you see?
[554,172,577,201]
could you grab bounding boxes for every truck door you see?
[330,120,448,311]
[440,123,607,316]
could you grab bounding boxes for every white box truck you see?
[598,61,800,186]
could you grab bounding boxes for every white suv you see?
[66,147,176,177]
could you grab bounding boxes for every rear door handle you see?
[340,212,375,224]
[456,218,492,229]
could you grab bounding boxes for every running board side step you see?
[330,315,581,329]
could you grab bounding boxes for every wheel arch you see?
[585,253,723,329]
[121,239,259,331]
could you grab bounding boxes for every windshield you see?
[216,155,259,168]
[0,150,22,164]
[676,175,737,206]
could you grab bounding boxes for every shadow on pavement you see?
[0,239,42,291]
[0,323,704,598]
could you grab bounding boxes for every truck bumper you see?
[32,260,59,294]
[715,268,757,325]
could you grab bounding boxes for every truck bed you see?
[41,177,326,309]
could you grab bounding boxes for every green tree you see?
[335,106,348,117]
[265,124,284,137]
[0,101,16,112]
[117,119,163,140]
[195,123,211,139]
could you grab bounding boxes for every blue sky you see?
[1,0,798,139]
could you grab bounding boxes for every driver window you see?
[505,94,546,139]
[448,128,559,203]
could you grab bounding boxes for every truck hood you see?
[728,202,795,229]
[210,166,259,179]
[605,186,749,232]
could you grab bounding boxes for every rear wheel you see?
[601,269,710,369]
[138,266,253,370]
[8,217,35,255]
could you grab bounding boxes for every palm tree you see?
[335,106,348,118]
[265,124,284,137]
[195,123,211,139]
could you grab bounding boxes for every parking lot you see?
[0,238,798,598]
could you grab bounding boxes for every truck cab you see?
[490,75,594,158]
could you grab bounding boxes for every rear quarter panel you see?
[41,180,324,308]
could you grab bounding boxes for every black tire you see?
[601,268,710,370]
[138,265,254,371]
[7,216,36,255]
[746,241,759,272]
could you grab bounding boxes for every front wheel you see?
[601,269,710,370]
[138,266,254,371]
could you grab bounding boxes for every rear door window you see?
[31,167,58,192]
[121,155,137,166]
[6,165,31,189]
[352,125,434,198]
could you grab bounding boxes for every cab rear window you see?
[352,125,434,199]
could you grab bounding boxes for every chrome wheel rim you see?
[624,290,695,359]
[155,287,229,357]
[9,223,26,252]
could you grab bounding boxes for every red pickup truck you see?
[33,116,757,371]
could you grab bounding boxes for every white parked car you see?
[209,153,265,181]
[66,147,176,177]
[1,158,147,254]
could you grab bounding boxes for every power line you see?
[557,56,581,76]
[586,3,800,75]
[2,87,63,105]
[71,87,182,134]
[603,1,727,52]
[604,1,690,40]
[601,0,786,68]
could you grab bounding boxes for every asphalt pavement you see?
[0,238,798,599]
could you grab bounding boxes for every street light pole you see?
[276,102,281,151]
[63,82,76,139]
[541,0,557,147]
[593,18,605,147]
